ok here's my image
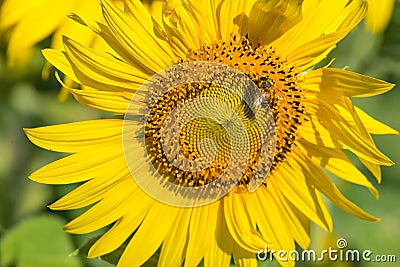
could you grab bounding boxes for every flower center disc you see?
[122,36,304,207]
[187,36,305,173]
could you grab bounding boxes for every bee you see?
[259,77,286,102]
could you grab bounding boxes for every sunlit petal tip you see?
[66,13,88,27]
[62,224,77,234]
[47,198,69,211]
[23,127,52,151]
[41,48,61,63]
[47,203,59,210]
[27,172,46,184]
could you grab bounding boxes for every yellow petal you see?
[204,200,234,267]
[335,98,394,174]
[247,187,296,267]
[365,0,395,34]
[215,0,254,41]
[292,153,380,222]
[232,243,258,267]
[304,99,394,166]
[142,0,165,25]
[204,237,232,267]
[1,0,79,66]
[337,0,368,30]
[88,191,153,257]
[49,174,129,210]
[287,28,348,71]
[299,139,379,199]
[360,158,382,184]
[355,106,399,135]
[161,0,203,57]
[268,182,311,249]
[184,202,218,267]
[304,75,395,176]
[101,0,175,72]
[273,162,332,232]
[0,0,48,30]
[117,201,179,267]
[248,0,303,46]
[196,1,219,42]
[50,0,103,52]
[304,68,395,98]
[67,87,132,114]
[24,119,125,153]
[159,208,192,267]
[29,146,123,185]
[285,2,367,70]
[224,192,270,253]
[299,117,339,148]
[272,0,360,55]
[62,36,148,93]
[62,178,137,234]
[42,49,80,83]
[318,94,391,165]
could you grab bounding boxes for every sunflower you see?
[364,0,395,34]
[24,0,397,266]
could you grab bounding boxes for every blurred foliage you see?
[1,2,400,267]
[0,215,81,267]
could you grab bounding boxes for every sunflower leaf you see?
[0,215,82,267]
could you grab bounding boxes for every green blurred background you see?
[0,2,399,267]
